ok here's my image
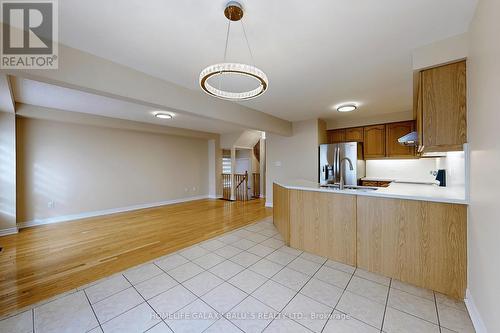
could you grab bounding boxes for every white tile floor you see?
[0,217,476,333]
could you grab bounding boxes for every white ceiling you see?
[11,78,245,134]
[57,0,477,123]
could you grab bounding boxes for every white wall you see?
[0,112,16,233]
[412,33,468,70]
[266,119,319,205]
[17,117,209,224]
[366,159,438,183]
[467,0,500,331]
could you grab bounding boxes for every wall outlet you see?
[274,161,282,167]
[48,201,55,208]
[192,186,196,192]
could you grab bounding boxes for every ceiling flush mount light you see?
[154,112,173,119]
[199,1,268,101]
[336,104,357,112]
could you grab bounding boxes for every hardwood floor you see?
[0,198,271,317]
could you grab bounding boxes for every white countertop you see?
[275,179,468,204]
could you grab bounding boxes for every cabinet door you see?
[386,121,415,158]
[289,189,356,265]
[357,196,467,299]
[327,129,346,143]
[363,125,386,158]
[421,61,466,151]
[345,127,364,142]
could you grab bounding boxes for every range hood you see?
[398,131,418,146]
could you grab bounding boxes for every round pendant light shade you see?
[199,2,268,101]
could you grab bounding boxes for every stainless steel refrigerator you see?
[319,143,365,185]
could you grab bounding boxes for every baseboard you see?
[265,202,273,208]
[465,289,488,333]
[0,227,18,236]
[208,194,223,199]
[17,195,209,229]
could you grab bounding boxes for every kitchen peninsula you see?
[273,180,467,299]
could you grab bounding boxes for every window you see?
[222,157,231,174]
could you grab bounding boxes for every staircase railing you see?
[234,171,248,201]
[222,173,232,200]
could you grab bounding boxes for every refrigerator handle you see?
[335,146,339,182]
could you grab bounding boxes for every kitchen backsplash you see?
[365,158,440,183]
[366,151,466,186]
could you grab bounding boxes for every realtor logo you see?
[1,0,58,69]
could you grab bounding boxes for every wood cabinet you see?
[273,184,290,245]
[327,129,346,143]
[417,60,467,152]
[356,196,467,298]
[363,124,386,158]
[273,183,468,299]
[289,189,356,265]
[386,121,415,157]
[345,127,364,142]
[360,180,391,187]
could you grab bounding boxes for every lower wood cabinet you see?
[273,183,468,299]
[273,184,290,244]
[356,196,467,299]
[288,189,357,266]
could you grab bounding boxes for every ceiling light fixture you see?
[154,112,173,119]
[336,104,357,112]
[199,1,268,101]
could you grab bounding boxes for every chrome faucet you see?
[339,157,354,190]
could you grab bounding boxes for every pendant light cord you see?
[220,19,231,91]
[223,19,231,63]
[241,20,255,67]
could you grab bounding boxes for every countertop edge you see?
[274,181,469,205]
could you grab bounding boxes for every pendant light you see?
[199,1,268,101]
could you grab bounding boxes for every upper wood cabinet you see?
[327,129,346,143]
[345,127,364,142]
[386,121,415,158]
[417,60,467,152]
[363,124,386,158]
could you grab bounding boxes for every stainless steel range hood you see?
[398,131,418,146]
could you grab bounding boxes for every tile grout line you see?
[194,239,305,332]
[434,291,442,333]
[260,256,330,333]
[319,266,356,333]
[379,277,393,333]
[83,289,103,333]
[122,273,176,333]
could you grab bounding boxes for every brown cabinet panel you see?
[289,189,356,266]
[345,127,364,142]
[363,124,386,158]
[273,184,290,245]
[360,180,379,187]
[360,180,392,187]
[357,196,467,299]
[327,129,346,143]
[420,61,467,151]
[386,121,416,157]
